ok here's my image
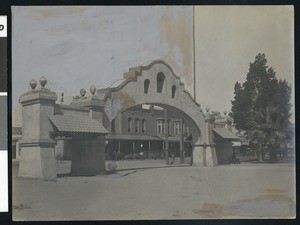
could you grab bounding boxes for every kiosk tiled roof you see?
[48,115,109,134]
[213,128,240,140]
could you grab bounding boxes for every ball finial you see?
[80,88,86,97]
[30,79,37,90]
[90,86,96,95]
[39,76,47,87]
[205,107,210,113]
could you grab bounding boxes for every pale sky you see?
[12,6,294,123]
[12,6,194,105]
[195,6,294,121]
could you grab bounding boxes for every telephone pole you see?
[164,109,169,165]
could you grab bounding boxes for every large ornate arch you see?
[96,60,217,166]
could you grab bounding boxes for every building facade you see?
[105,104,193,160]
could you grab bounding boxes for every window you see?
[142,119,146,133]
[157,120,162,134]
[144,79,150,94]
[128,118,132,132]
[174,121,180,135]
[168,119,171,135]
[135,118,140,133]
[157,119,165,134]
[172,85,176,98]
[111,119,115,133]
[157,72,165,93]
[185,126,190,137]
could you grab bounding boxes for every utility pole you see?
[193,5,196,101]
[180,119,184,164]
[164,109,169,165]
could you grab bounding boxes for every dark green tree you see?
[231,82,251,130]
[231,53,292,162]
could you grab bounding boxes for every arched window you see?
[128,118,132,132]
[144,79,150,94]
[157,72,165,93]
[172,85,176,98]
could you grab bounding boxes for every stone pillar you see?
[18,77,57,180]
[179,119,184,164]
[204,112,218,166]
[192,144,204,166]
[192,108,218,167]
[223,110,233,132]
[71,87,105,124]
[16,141,21,160]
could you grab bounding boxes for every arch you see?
[172,85,176,98]
[157,72,165,93]
[144,79,150,94]
[98,60,217,166]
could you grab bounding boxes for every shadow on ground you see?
[193,188,295,218]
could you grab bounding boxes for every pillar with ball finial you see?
[18,76,58,180]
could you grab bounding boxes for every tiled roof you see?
[48,115,109,134]
[213,128,240,140]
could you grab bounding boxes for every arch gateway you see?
[18,60,225,180]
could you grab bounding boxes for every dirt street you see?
[12,160,295,220]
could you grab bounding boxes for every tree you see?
[231,82,251,130]
[231,53,292,162]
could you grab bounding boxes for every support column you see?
[192,143,204,166]
[192,109,218,167]
[179,119,184,164]
[18,77,57,180]
[204,112,218,166]
[164,109,169,165]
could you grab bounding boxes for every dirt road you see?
[13,160,295,220]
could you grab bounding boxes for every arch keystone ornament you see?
[98,60,218,166]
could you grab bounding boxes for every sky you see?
[12,6,294,124]
[195,6,294,121]
[12,6,193,105]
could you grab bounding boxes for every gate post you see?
[192,108,218,166]
[18,77,57,180]
[203,110,218,166]
[70,87,107,174]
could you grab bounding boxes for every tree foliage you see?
[231,53,292,162]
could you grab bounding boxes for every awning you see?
[106,134,186,142]
[105,134,162,141]
[239,137,250,145]
[165,136,182,142]
[213,128,240,140]
[48,115,109,134]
